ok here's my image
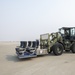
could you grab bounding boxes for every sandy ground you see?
[0,42,75,75]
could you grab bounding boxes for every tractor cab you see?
[59,27,75,41]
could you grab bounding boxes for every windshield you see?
[59,29,64,35]
[70,28,75,36]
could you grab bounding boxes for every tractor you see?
[15,27,75,58]
[59,27,75,53]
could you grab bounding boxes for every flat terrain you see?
[0,42,75,75]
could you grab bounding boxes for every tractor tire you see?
[70,43,75,53]
[53,43,64,55]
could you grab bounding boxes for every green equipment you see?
[15,27,75,58]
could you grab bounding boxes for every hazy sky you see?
[0,0,75,41]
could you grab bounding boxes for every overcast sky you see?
[0,0,75,41]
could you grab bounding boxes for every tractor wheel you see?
[70,43,75,53]
[53,43,64,55]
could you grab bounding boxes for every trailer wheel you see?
[70,43,75,53]
[53,43,63,55]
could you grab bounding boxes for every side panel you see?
[36,49,48,55]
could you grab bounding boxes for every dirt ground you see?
[0,42,75,75]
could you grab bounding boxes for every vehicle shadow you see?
[6,55,32,62]
[6,51,73,62]
[6,53,55,62]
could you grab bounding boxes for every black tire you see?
[53,43,64,55]
[70,43,75,53]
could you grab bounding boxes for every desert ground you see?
[0,42,75,75]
